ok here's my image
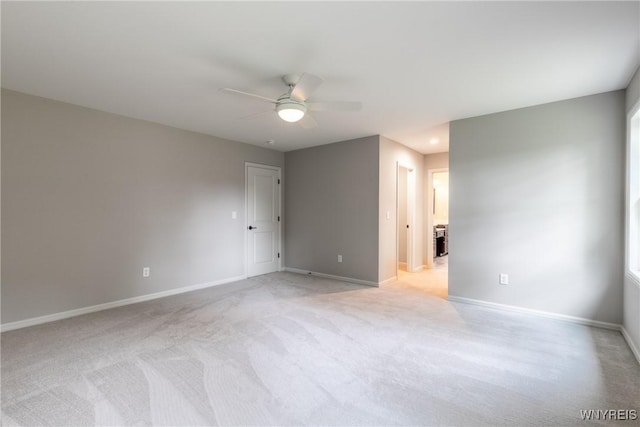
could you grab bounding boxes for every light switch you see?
[232,211,237,219]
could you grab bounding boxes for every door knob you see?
[248,225,257,230]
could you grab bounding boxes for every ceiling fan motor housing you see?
[282,74,300,87]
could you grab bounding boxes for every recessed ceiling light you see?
[430,138,439,145]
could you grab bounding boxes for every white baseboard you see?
[378,276,397,286]
[284,267,379,287]
[397,264,424,273]
[447,295,622,331]
[1,275,246,332]
[622,326,640,365]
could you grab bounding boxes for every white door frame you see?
[396,163,415,276]
[426,167,448,269]
[245,162,282,277]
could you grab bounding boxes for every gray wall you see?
[1,89,284,324]
[449,91,625,324]
[625,66,640,356]
[379,136,425,282]
[284,136,380,283]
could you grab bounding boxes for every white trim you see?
[245,163,282,278]
[622,326,640,365]
[1,275,246,332]
[284,267,379,287]
[626,102,640,279]
[411,265,426,273]
[399,265,425,273]
[396,163,416,277]
[447,295,621,331]
[378,276,398,286]
[626,271,640,288]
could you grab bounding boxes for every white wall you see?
[1,89,284,324]
[379,136,425,281]
[398,169,408,264]
[449,91,625,324]
[433,171,449,226]
[424,152,449,171]
[624,66,640,361]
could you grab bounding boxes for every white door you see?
[247,165,281,277]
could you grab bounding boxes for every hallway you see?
[393,256,448,299]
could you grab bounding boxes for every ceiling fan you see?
[221,73,362,128]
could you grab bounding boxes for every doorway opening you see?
[405,167,448,299]
[432,170,449,271]
[426,168,449,269]
[392,165,449,299]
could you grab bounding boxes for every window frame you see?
[626,99,640,283]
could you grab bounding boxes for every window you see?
[628,102,640,280]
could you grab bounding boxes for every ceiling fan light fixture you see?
[276,101,306,122]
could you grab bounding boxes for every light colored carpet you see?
[2,271,639,426]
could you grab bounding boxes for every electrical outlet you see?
[143,267,150,278]
[499,273,509,285]
[338,255,343,263]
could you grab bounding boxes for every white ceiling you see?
[2,2,638,154]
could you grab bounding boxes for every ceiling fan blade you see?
[237,109,274,120]
[290,73,323,102]
[299,114,318,129]
[220,88,277,103]
[307,101,362,112]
